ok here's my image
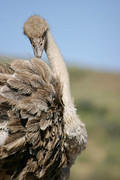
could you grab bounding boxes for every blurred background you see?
[0,0,120,179]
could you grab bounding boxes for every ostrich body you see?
[0,16,87,180]
[0,59,66,179]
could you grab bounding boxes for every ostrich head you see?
[24,15,49,58]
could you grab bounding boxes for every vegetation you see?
[69,67,120,180]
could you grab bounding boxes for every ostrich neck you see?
[45,31,87,160]
[45,31,72,106]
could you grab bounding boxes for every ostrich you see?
[24,15,87,177]
[0,15,87,180]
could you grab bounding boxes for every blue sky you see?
[0,0,120,72]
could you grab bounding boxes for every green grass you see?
[69,67,120,180]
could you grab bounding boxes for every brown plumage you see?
[0,58,67,179]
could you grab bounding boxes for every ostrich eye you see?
[42,31,46,39]
[32,43,35,48]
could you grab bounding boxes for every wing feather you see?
[0,58,66,179]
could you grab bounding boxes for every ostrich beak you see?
[31,37,46,58]
[33,45,44,58]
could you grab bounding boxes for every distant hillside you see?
[69,67,120,180]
